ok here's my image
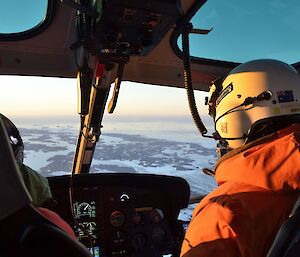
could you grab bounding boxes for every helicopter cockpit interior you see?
[0,1,210,256]
[1,0,300,257]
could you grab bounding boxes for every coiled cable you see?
[181,23,210,137]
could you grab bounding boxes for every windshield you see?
[188,0,300,64]
[0,76,217,197]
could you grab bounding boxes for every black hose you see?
[182,23,208,135]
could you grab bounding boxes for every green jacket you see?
[17,161,52,206]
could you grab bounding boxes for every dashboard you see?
[47,173,190,257]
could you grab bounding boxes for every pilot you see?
[180,59,300,257]
[1,113,76,239]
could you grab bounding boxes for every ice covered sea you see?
[17,116,217,219]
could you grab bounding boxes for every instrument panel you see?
[47,173,190,257]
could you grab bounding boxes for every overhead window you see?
[184,0,300,64]
[0,0,50,39]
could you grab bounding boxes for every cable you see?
[181,23,209,136]
[214,103,245,126]
[80,125,101,143]
[214,90,273,141]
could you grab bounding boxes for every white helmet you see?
[209,59,300,149]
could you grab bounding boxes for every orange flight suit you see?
[181,124,300,257]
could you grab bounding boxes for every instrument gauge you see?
[150,208,164,223]
[75,221,97,239]
[74,201,96,219]
[112,231,126,246]
[132,233,146,249]
[110,211,126,227]
[151,226,166,243]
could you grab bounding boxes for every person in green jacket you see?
[1,113,52,206]
[1,113,76,238]
[17,160,52,207]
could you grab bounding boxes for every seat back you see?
[0,115,31,220]
[266,195,300,257]
[0,116,92,257]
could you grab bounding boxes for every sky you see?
[0,75,209,118]
[189,0,300,64]
[0,1,48,33]
[1,0,300,118]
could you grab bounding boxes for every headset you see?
[0,114,24,160]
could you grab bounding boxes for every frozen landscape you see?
[18,116,217,220]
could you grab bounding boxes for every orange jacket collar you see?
[215,124,300,192]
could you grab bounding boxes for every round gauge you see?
[110,211,126,227]
[112,231,126,246]
[75,221,97,239]
[151,226,166,243]
[132,233,146,249]
[150,208,164,223]
[75,202,93,218]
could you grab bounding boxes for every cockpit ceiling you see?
[0,0,234,91]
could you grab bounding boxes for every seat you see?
[0,116,92,257]
[266,195,300,257]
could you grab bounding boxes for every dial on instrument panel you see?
[110,210,126,227]
[150,208,164,223]
[73,201,96,219]
[132,233,146,249]
[113,230,126,246]
[75,221,97,238]
[151,226,166,243]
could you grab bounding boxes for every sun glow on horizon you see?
[0,76,209,119]
[0,76,77,117]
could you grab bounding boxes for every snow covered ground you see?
[19,119,218,220]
